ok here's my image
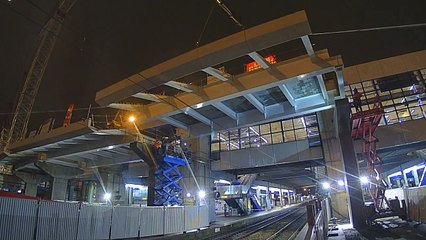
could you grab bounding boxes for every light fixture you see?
[360,176,369,184]
[104,192,111,201]
[129,116,135,122]
[186,192,191,198]
[337,180,345,186]
[322,182,330,190]
[198,190,206,199]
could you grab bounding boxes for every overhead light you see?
[186,192,191,198]
[196,103,203,109]
[198,190,206,199]
[104,193,111,201]
[322,182,330,189]
[360,176,369,184]
[129,116,135,122]
[337,180,345,186]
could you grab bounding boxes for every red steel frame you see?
[351,97,391,212]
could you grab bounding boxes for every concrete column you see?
[87,181,95,203]
[318,107,350,220]
[15,172,49,197]
[181,134,215,222]
[35,162,83,201]
[336,99,365,229]
[97,169,126,203]
[52,178,68,201]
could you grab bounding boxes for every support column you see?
[336,99,365,229]
[15,172,49,197]
[36,162,83,201]
[181,134,215,222]
[97,168,126,203]
[52,177,68,201]
[318,108,350,220]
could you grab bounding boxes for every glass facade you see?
[345,70,426,125]
[211,114,319,153]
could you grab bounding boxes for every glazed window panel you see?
[259,123,271,135]
[282,120,293,131]
[397,109,411,121]
[270,122,282,133]
[271,132,283,144]
[385,111,398,125]
[410,107,423,119]
[307,126,319,137]
[261,134,272,146]
[295,129,307,140]
[229,139,240,150]
[293,117,305,129]
[211,142,219,152]
[240,137,250,149]
[284,131,295,142]
[220,140,229,152]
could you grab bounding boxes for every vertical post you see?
[306,204,315,226]
[336,99,365,229]
[147,167,155,206]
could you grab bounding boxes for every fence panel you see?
[199,205,209,228]
[77,204,112,240]
[140,206,164,237]
[164,206,184,234]
[406,186,426,222]
[184,205,199,231]
[0,197,38,240]
[36,201,80,240]
[110,206,140,239]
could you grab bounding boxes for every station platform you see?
[212,204,299,227]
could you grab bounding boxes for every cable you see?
[311,22,426,36]
[195,2,215,47]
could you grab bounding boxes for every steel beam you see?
[248,52,270,69]
[161,117,189,131]
[202,67,229,81]
[132,93,166,102]
[244,94,265,114]
[212,102,237,120]
[316,75,329,101]
[184,107,212,126]
[164,81,194,93]
[278,84,296,107]
[301,35,314,56]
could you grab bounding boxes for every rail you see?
[295,199,328,240]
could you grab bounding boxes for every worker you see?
[352,88,362,112]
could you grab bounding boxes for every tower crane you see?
[0,0,77,153]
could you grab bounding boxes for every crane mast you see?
[0,0,77,153]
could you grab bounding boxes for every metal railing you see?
[296,199,328,240]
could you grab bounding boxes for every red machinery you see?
[351,97,391,212]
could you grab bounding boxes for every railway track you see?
[210,205,307,240]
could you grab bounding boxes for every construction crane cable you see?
[215,0,244,29]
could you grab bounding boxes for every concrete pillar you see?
[97,169,126,203]
[15,172,49,197]
[318,107,350,220]
[181,134,215,222]
[336,99,365,229]
[35,162,83,201]
[52,178,68,201]
[87,181,95,203]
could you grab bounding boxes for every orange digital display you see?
[245,55,277,72]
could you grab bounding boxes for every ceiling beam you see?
[278,84,296,107]
[132,93,166,102]
[212,102,237,120]
[301,35,314,56]
[316,75,329,101]
[164,80,194,93]
[202,67,230,81]
[244,94,265,114]
[248,52,270,69]
[161,117,189,131]
[184,108,212,126]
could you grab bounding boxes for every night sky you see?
[1,0,426,131]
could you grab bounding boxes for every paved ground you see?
[328,217,426,240]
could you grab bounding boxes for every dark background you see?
[1,0,426,132]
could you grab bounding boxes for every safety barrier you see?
[296,199,328,240]
[0,196,210,240]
